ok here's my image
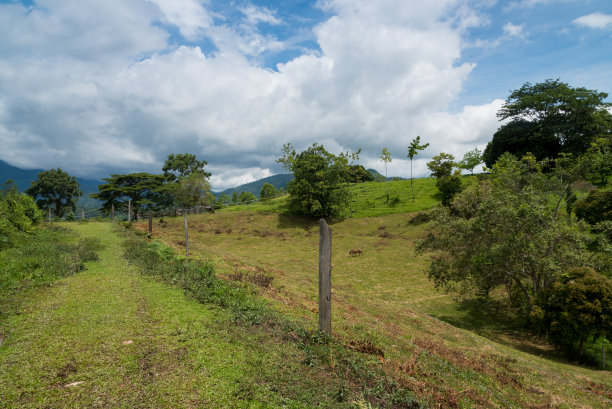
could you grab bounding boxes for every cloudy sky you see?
[0,0,611,190]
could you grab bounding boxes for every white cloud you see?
[0,0,506,189]
[503,22,525,39]
[573,12,612,30]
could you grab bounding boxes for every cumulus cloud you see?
[0,0,504,190]
[573,12,612,30]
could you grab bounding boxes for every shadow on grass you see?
[276,213,344,231]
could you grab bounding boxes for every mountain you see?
[0,159,102,208]
[367,168,406,181]
[214,173,293,198]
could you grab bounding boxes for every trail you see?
[0,223,323,408]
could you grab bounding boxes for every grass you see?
[135,205,612,408]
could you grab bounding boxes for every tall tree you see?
[91,173,169,220]
[25,168,82,218]
[259,183,279,201]
[277,143,359,219]
[407,136,429,202]
[485,79,612,166]
[380,147,392,203]
[162,153,211,182]
[171,171,214,209]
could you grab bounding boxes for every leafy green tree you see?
[171,171,214,208]
[458,148,483,175]
[216,193,231,206]
[574,190,612,225]
[259,183,279,201]
[426,153,456,179]
[25,168,82,218]
[427,153,462,206]
[485,79,612,166]
[538,267,612,357]
[91,173,169,220]
[1,181,43,248]
[231,191,238,203]
[277,143,358,219]
[407,136,429,202]
[380,147,392,202]
[417,154,601,318]
[162,153,211,182]
[346,165,374,183]
[239,191,256,203]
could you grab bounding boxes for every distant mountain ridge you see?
[213,173,293,198]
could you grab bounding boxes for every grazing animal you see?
[349,249,363,256]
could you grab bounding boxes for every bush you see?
[435,174,462,207]
[574,190,612,225]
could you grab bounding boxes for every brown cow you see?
[349,249,363,256]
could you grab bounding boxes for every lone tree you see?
[91,173,169,220]
[277,143,359,219]
[380,147,392,202]
[25,168,82,218]
[171,171,214,209]
[162,153,211,182]
[407,136,429,202]
[427,153,462,206]
[484,79,612,166]
[458,147,483,175]
[259,183,279,201]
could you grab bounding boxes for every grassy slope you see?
[136,178,612,408]
[0,222,361,408]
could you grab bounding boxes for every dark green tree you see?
[216,193,231,207]
[171,171,214,208]
[485,79,612,166]
[239,191,256,203]
[91,173,169,220]
[407,136,430,202]
[231,191,238,203]
[259,183,279,201]
[277,143,358,219]
[538,267,612,357]
[162,153,211,182]
[574,190,612,225]
[25,168,82,218]
[346,165,374,183]
[427,153,462,206]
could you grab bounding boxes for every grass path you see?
[0,222,346,408]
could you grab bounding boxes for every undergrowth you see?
[122,232,426,408]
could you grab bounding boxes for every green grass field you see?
[132,177,612,408]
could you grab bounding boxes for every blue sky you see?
[0,0,610,189]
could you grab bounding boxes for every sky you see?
[0,0,611,190]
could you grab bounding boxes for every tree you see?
[380,148,392,202]
[277,143,358,219]
[346,165,374,183]
[171,171,214,208]
[231,192,238,203]
[239,191,256,203]
[426,153,455,179]
[91,173,169,220]
[416,154,603,318]
[216,193,231,207]
[1,181,44,248]
[162,153,211,182]
[574,190,612,225]
[427,153,462,206]
[25,168,82,218]
[538,267,612,357]
[458,148,483,175]
[259,183,279,201]
[485,79,612,166]
[407,136,429,202]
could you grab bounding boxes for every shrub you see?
[574,190,612,225]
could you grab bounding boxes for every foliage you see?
[587,138,612,185]
[91,173,170,219]
[231,191,238,203]
[346,165,374,183]
[426,153,456,179]
[417,154,601,318]
[537,267,612,357]
[485,79,612,166]
[436,175,463,207]
[259,182,279,200]
[170,171,214,208]
[162,153,211,182]
[458,148,483,174]
[0,181,44,248]
[574,190,612,225]
[239,191,257,202]
[216,193,231,206]
[380,147,392,202]
[407,136,430,203]
[277,143,359,219]
[25,168,82,218]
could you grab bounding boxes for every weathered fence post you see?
[184,213,189,258]
[81,208,85,221]
[128,200,131,222]
[48,208,52,221]
[603,345,607,370]
[148,209,153,235]
[319,218,332,335]
[111,203,115,221]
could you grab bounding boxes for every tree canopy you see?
[162,153,211,182]
[458,148,483,174]
[484,79,612,166]
[259,183,279,200]
[25,168,82,218]
[277,143,358,219]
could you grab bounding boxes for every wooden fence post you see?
[184,213,189,258]
[603,345,607,370]
[111,203,115,221]
[48,208,52,221]
[81,208,85,221]
[319,218,332,335]
[148,209,153,235]
[128,200,131,222]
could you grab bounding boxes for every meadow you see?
[133,177,612,408]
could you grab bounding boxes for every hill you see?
[214,173,293,198]
[0,159,101,209]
